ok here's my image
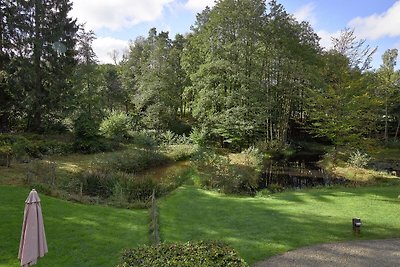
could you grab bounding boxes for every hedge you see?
[118,241,248,267]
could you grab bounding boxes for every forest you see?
[1,0,399,149]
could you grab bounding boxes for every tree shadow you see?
[159,186,400,265]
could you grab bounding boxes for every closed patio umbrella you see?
[18,189,48,267]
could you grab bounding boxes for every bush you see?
[129,130,157,149]
[79,167,118,198]
[24,160,57,187]
[119,175,160,203]
[347,150,371,168]
[73,137,117,154]
[189,127,208,146]
[0,134,74,164]
[0,144,12,167]
[160,130,177,145]
[75,167,181,207]
[193,150,259,195]
[104,149,171,174]
[100,111,131,141]
[118,241,248,267]
[72,112,114,154]
[166,145,199,161]
[73,112,100,140]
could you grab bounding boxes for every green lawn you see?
[0,186,148,267]
[159,185,400,265]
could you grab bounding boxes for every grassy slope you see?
[0,186,148,267]
[159,185,400,265]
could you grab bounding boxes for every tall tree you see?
[377,49,400,142]
[72,28,102,118]
[23,0,78,132]
[332,28,377,71]
[307,51,381,146]
[0,0,29,131]
[183,0,321,148]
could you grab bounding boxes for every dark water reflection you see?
[260,153,347,190]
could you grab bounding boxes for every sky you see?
[69,0,400,68]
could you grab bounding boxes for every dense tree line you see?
[1,0,399,148]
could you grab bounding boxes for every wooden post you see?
[352,218,362,235]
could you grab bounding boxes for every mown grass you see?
[0,186,148,267]
[159,185,400,265]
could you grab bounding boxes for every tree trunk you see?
[395,115,400,140]
[384,95,388,143]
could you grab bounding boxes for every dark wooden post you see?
[352,218,362,235]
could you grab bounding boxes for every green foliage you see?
[159,131,191,146]
[347,150,371,168]
[241,146,264,171]
[24,160,57,191]
[193,150,259,195]
[73,113,116,154]
[100,111,131,141]
[118,241,248,267]
[79,167,117,198]
[1,0,79,132]
[0,144,12,167]
[166,145,199,161]
[73,137,116,154]
[189,127,209,146]
[73,112,100,140]
[160,130,178,145]
[102,149,171,174]
[129,131,157,149]
[0,134,74,165]
[183,0,321,145]
[307,52,380,145]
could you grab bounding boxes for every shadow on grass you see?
[159,185,400,265]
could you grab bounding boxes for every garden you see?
[2,0,400,266]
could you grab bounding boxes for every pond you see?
[259,151,347,190]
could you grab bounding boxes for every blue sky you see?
[70,0,400,68]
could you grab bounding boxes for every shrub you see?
[166,145,199,161]
[347,150,371,168]
[129,130,158,149]
[193,150,259,195]
[73,137,117,154]
[104,149,171,174]
[73,112,100,140]
[241,146,264,171]
[118,241,248,267]
[0,144,12,167]
[189,127,208,146]
[79,167,117,198]
[160,130,177,145]
[119,175,160,203]
[100,111,131,141]
[24,160,57,187]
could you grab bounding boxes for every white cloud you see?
[71,0,174,31]
[93,37,129,64]
[348,1,400,40]
[184,0,216,13]
[293,3,317,26]
[317,30,340,50]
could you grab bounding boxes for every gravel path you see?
[252,239,400,267]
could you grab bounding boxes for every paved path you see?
[252,239,400,267]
